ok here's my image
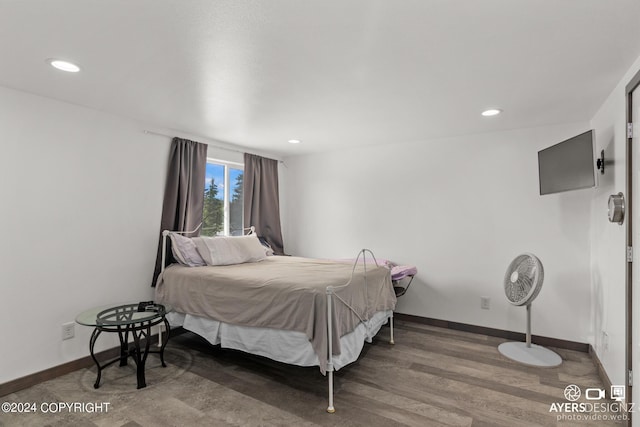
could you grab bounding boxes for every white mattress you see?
[167,310,393,372]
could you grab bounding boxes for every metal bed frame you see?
[158,226,395,413]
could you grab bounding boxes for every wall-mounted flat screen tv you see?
[538,130,595,195]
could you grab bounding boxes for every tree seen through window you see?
[202,162,243,236]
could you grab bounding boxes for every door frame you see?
[625,69,640,427]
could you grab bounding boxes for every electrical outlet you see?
[481,296,490,310]
[602,331,609,350]
[62,322,75,340]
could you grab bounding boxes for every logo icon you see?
[585,388,605,400]
[564,384,581,402]
[611,385,625,402]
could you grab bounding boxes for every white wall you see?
[282,122,593,343]
[0,86,168,383]
[589,53,640,392]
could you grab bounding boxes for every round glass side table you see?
[76,303,171,389]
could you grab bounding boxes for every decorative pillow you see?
[193,234,267,266]
[169,233,206,267]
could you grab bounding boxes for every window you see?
[202,160,244,236]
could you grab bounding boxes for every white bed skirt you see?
[166,310,393,372]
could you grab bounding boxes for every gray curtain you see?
[152,137,208,286]
[243,153,285,255]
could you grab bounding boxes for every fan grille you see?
[503,254,544,306]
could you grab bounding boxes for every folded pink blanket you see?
[331,258,416,281]
[391,265,417,281]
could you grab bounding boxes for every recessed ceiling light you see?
[47,59,81,73]
[481,109,502,117]
[288,139,301,144]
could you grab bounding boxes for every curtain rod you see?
[143,129,243,155]
[143,129,285,164]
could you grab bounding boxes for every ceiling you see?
[1,0,639,157]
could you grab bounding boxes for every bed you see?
[154,230,397,412]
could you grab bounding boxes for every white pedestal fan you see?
[498,253,562,367]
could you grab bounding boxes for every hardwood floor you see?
[0,319,625,426]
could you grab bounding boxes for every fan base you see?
[498,342,562,367]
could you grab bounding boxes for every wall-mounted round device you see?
[608,192,625,225]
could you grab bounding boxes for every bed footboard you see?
[325,248,395,413]
[326,287,336,413]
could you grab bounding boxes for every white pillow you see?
[168,233,206,267]
[193,234,267,266]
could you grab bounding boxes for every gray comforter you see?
[155,256,396,373]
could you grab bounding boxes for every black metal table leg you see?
[117,326,129,367]
[140,323,151,386]
[131,323,151,389]
[89,328,103,389]
[159,317,170,367]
